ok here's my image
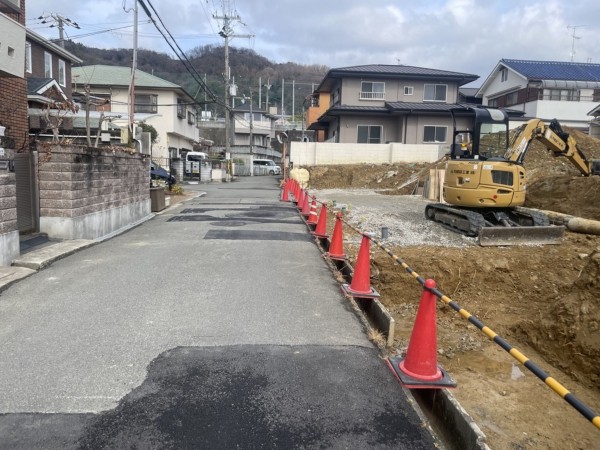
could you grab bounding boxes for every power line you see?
[138,0,220,106]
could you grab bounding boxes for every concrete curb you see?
[12,240,97,271]
[0,266,37,293]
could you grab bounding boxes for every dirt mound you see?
[513,247,600,388]
[307,163,429,193]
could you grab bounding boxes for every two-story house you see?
[71,65,200,162]
[231,102,275,153]
[476,59,600,129]
[26,29,82,133]
[306,64,479,145]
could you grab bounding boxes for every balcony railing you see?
[359,91,385,100]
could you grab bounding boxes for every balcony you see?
[359,91,385,100]
[0,12,25,78]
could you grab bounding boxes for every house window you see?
[177,98,185,118]
[135,94,158,113]
[58,59,66,87]
[44,52,52,78]
[25,42,32,73]
[546,89,580,101]
[404,86,413,95]
[423,125,447,143]
[500,67,508,82]
[505,91,519,106]
[187,111,195,124]
[488,98,498,107]
[360,82,385,100]
[357,125,382,144]
[424,84,447,102]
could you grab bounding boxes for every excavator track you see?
[425,203,565,246]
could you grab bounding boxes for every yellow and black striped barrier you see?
[315,200,600,431]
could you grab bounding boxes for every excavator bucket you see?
[478,225,565,247]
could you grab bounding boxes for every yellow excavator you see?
[425,106,600,245]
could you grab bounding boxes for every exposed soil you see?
[305,128,600,449]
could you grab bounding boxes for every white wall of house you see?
[480,69,525,101]
[520,100,598,127]
[94,88,197,160]
[290,141,447,166]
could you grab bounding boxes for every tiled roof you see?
[334,64,477,79]
[72,65,182,89]
[502,59,600,81]
[27,77,55,95]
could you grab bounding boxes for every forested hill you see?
[64,41,329,118]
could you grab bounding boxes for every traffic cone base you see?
[387,356,456,389]
[324,251,346,261]
[340,283,379,299]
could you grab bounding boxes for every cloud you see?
[25,0,600,85]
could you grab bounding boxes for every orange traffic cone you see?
[301,191,311,217]
[387,279,456,389]
[281,179,290,202]
[297,189,305,210]
[324,212,346,260]
[312,202,329,238]
[341,235,379,298]
[307,197,318,226]
[292,180,299,204]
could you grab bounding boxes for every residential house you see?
[26,29,82,134]
[0,0,28,265]
[476,59,600,129]
[589,104,600,139]
[306,64,479,145]
[71,65,200,162]
[231,102,276,156]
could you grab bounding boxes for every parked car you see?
[253,159,281,175]
[151,161,175,184]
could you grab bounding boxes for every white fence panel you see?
[290,142,448,166]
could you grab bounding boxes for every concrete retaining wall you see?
[290,142,449,166]
[0,172,19,265]
[38,145,151,240]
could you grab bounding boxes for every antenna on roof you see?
[567,25,584,62]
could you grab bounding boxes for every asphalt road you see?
[0,176,437,449]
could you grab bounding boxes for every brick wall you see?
[0,1,28,151]
[38,145,150,220]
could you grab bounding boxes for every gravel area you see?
[313,189,474,248]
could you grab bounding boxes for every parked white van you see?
[185,152,208,174]
[253,159,281,175]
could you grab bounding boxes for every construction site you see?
[297,127,600,449]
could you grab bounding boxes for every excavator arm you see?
[507,118,600,176]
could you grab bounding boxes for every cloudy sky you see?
[26,0,600,87]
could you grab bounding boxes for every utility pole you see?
[38,13,80,48]
[130,1,138,145]
[214,9,253,163]
[249,90,254,176]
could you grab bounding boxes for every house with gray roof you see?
[476,59,600,130]
[306,64,479,145]
[71,65,201,161]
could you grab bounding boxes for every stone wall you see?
[38,145,151,240]
[0,169,19,266]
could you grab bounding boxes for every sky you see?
[25,0,600,87]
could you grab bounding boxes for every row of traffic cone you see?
[280,178,454,390]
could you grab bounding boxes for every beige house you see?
[72,65,200,161]
[307,64,479,145]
